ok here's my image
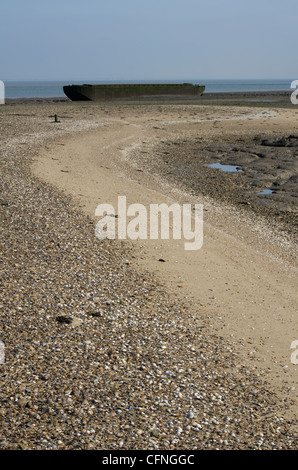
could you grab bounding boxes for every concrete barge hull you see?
[63,83,205,101]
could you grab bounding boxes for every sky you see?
[1,0,297,81]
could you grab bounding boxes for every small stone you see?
[56,315,73,324]
[71,317,83,327]
[16,397,30,407]
[90,311,103,318]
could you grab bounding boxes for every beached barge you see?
[63,83,205,101]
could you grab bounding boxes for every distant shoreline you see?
[4,89,294,107]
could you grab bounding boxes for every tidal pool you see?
[258,189,274,195]
[207,162,243,172]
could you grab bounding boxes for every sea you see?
[2,79,295,100]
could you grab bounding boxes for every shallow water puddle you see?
[245,99,279,103]
[207,162,243,172]
[258,189,274,195]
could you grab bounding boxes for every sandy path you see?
[33,105,297,420]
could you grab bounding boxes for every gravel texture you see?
[0,100,297,450]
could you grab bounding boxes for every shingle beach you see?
[0,95,297,450]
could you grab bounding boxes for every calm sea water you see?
[3,79,294,99]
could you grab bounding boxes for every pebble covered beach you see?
[0,95,297,450]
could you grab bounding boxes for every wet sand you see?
[32,98,297,396]
[1,93,297,449]
[143,117,298,240]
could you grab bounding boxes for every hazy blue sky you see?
[1,0,297,80]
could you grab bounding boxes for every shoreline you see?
[4,89,294,107]
[0,99,297,449]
